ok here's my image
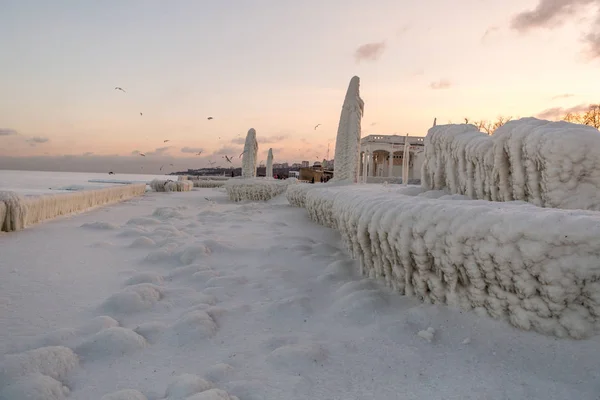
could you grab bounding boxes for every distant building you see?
[301,161,309,168]
[291,163,302,169]
[359,134,425,183]
[281,162,289,168]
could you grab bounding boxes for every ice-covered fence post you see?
[402,134,410,185]
[242,128,259,179]
[331,76,364,183]
[266,148,274,178]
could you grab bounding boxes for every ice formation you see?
[266,148,274,178]
[421,118,600,210]
[242,128,259,179]
[0,184,147,232]
[193,180,226,188]
[224,178,295,202]
[331,76,364,183]
[402,133,410,185]
[150,179,193,192]
[291,184,600,339]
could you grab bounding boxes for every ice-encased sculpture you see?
[266,148,273,178]
[242,128,259,179]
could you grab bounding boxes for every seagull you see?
[139,153,146,157]
[108,171,114,175]
[115,87,126,93]
[160,165,164,171]
[207,160,216,166]
[140,112,143,116]
[196,151,203,156]
[169,163,174,166]
[314,124,321,130]
[224,155,233,163]
[164,139,170,143]
[207,117,213,120]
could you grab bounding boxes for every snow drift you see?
[150,179,193,192]
[0,184,146,232]
[421,118,600,210]
[293,185,600,339]
[225,178,295,202]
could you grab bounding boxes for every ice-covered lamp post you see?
[266,148,273,178]
[331,76,364,183]
[241,128,259,179]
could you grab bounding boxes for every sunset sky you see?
[2,0,600,173]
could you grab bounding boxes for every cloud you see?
[211,145,240,157]
[481,26,500,43]
[510,0,600,58]
[230,137,245,145]
[131,150,141,156]
[551,93,575,100]
[536,103,591,119]
[0,128,18,136]
[430,79,452,90]
[83,152,94,156]
[145,146,172,156]
[180,146,204,154]
[354,41,386,62]
[231,134,288,145]
[27,136,49,146]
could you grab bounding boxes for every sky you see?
[2,0,600,173]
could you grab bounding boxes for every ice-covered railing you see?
[422,118,600,210]
[293,185,600,339]
[225,178,297,202]
[0,184,147,232]
[192,180,226,188]
[178,175,230,181]
[150,179,193,192]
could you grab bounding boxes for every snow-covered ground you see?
[0,170,177,195]
[1,186,599,399]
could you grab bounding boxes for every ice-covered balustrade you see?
[242,128,259,179]
[331,76,364,183]
[0,184,147,232]
[421,118,600,210]
[225,178,296,202]
[266,148,274,178]
[192,180,226,188]
[295,185,600,339]
[150,179,193,192]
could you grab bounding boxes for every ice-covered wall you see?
[421,118,600,211]
[266,148,274,178]
[150,179,193,192]
[225,178,295,202]
[295,185,600,339]
[192,180,226,188]
[242,128,259,179]
[0,184,147,232]
[331,76,364,183]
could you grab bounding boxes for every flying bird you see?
[314,124,321,130]
[108,171,114,175]
[139,153,146,157]
[207,117,213,120]
[207,160,216,166]
[196,151,203,156]
[115,87,126,93]
[164,140,170,143]
[160,165,164,171]
[224,155,233,163]
[140,112,143,116]
[169,163,174,166]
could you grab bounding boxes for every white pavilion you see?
[359,134,425,183]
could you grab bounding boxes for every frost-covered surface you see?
[224,178,293,202]
[1,184,599,399]
[150,179,193,192]
[241,128,259,179]
[0,184,147,232]
[422,118,600,210]
[266,148,273,179]
[193,180,226,188]
[296,184,600,338]
[331,76,364,183]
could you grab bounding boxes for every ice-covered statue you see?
[266,148,274,178]
[331,76,364,183]
[242,128,259,178]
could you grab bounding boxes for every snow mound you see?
[126,217,162,226]
[204,363,234,383]
[317,259,356,283]
[224,178,294,202]
[129,236,157,248]
[152,207,185,219]
[178,244,212,265]
[75,327,147,360]
[266,343,328,374]
[193,180,226,188]
[417,327,436,342]
[101,284,163,315]
[170,311,218,344]
[133,321,168,343]
[422,118,600,210]
[80,221,120,230]
[101,389,148,400]
[165,373,214,398]
[296,185,600,338]
[0,346,79,387]
[187,389,238,400]
[150,179,193,192]
[124,272,165,286]
[0,373,70,400]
